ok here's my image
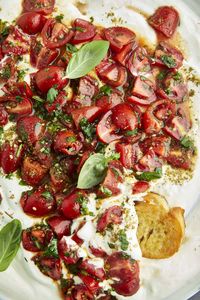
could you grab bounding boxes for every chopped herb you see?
[119,229,129,251]
[157,71,167,81]
[180,136,195,149]
[41,191,53,201]
[125,129,138,136]
[79,117,96,141]
[55,14,64,22]
[73,26,84,32]
[47,88,58,104]
[99,85,112,96]
[77,194,93,216]
[189,89,195,97]
[15,96,23,102]
[161,55,176,68]
[66,136,77,143]
[173,72,182,81]
[140,75,147,81]
[90,16,94,23]
[100,186,112,197]
[108,242,115,249]
[19,179,27,186]
[44,239,59,258]
[32,95,45,103]
[107,152,120,161]
[1,66,11,80]
[66,43,78,53]
[5,173,13,179]
[95,141,106,154]
[135,168,162,181]
[17,69,26,81]
[165,88,172,95]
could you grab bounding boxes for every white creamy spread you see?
[0,0,200,300]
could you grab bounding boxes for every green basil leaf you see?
[135,168,162,182]
[180,136,195,149]
[0,219,22,272]
[47,87,58,104]
[77,153,107,189]
[66,40,109,79]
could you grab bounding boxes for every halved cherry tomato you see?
[45,91,68,112]
[111,103,138,131]
[0,105,8,125]
[140,135,170,157]
[114,41,138,66]
[104,27,136,52]
[20,186,56,216]
[128,47,151,76]
[116,143,140,169]
[32,254,61,280]
[78,274,100,295]
[59,191,81,220]
[132,181,150,194]
[96,60,127,87]
[154,42,183,69]
[2,26,30,55]
[97,206,122,232]
[17,115,46,144]
[131,76,156,104]
[23,0,55,15]
[21,156,48,186]
[58,236,79,264]
[80,260,105,280]
[148,6,180,38]
[35,66,68,93]
[71,19,96,45]
[0,141,24,174]
[137,149,162,172]
[5,97,32,116]
[22,224,53,252]
[17,12,46,35]
[2,81,33,98]
[54,130,82,155]
[41,18,74,49]
[96,89,123,112]
[30,39,59,68]
[47,215,71,239]
[106,252,140,296]
[71,106,102,129]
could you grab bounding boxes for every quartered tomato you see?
[17,12,46,35]
[111,103,138,131]
[116,143,140,169]
[130,76,156,105]
[78,274,100,295]
[0,105,8,126]
[114,41,138,66]
[22,224,53,252]
[104,26,136,52]
[140,135,170,157]
[23,0,55,15]
[35,66,68,93]
[154,42,183,69]
[59,191,81,220]
[2,26,30,55]
[106,252,140,296]
[128,47,151,76]
[165,143,193,170]
[97,206,123,232]
[132,181,150,194]
[0,141,24,174]
[76,75,99,106]
[47,215,71,239]
[96,89,123,112]
[71,19,96,45]
[80,259,105,280]
[20,186,56,216]
[89,246,107,258]
[5,97,33,116]
[96,60,127,87]
[2,81,33,98]
[0,57,16,83]
[136,149,162,172]
[58,236,79,264]
[54,130,83,155]
[71,106,102,129]
[21,156,48,186]
[32,254,62,280]
[148,6,180,38]
[41,18,74,49]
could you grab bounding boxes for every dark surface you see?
[190,292,200,300]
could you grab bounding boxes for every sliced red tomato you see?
[2,81,33,98]
[96,89,124,112]
[137,149,162,172]
[106,252,140,296]
[23,0,55,15]
[17,115,46,144]
[78,274,100,295]
[59,191,81,220]
[22,224,53,252]
[47,215,71,239]
[114,41,138,66]
[111,103,138,131]
[58,236,79,264]
[76,75,99,106]
[165,144,193,170]
[41,18,74,49]
[154,42,183,69]
[71,285,93,300]
[20,186,56,216]
[32,254,61,280]
[54,130,83,155]
[0,105,8,125]
[35,66,68,93]
[2,26,30,55]
[96,60,127,87]
[21,156,48,186]
[80,260,105,280]
[97,206,123,232]
[148,6,180,38]
[104,26,136,52]
[89,246,107,258]
[71,106,102,129]
[5,97,33,116]
[132,181,150,194]
[0,141,24,174]
[139,135,170,157]
[17,12,46,35]
[97,110,123,144]
[127,94,156,106]
[99,163,123,197]
[116,143,140,169]
[30,39,59,68]
[127,47,151,76]
[71,19,96,45]
[131,76,156,102]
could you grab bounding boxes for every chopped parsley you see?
[100,186,112,197]
[41,191,53,201]
[1,65,11,80]
[55,14,64,22]
[125,129,138,136]
[77,194,94,216]
[161,55,176,68]
[157,70,167,81]
[17,69,26,81]
[180,136,195,149]
[44,239,59,258]
[66,136,77,143]
[66,43,78,53]
[47,87,58,104]
[73,26,84,32]
[119,229,129,251]
[99,85,112,96]
[79,117,96,141]
[173,72,182,81]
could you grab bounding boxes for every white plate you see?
[0,1,200,300]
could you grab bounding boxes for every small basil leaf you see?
[77,153,107,189]
[0,219,22,272]
[135,168,162,182]
[66,40,109,79]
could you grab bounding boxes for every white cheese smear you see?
[0,0,200,300]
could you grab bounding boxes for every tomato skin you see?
[116,143,140,169]
[80,260,106,280]
[54,130,83,155]
[0,141,24,174]
[41,18,74,49]
[76,75,99,107]
[71,106,102,129]
[114,41,138,66]
[2,26,30,55]
[71,19,96,45]
[0,105,8,126]
[32,254,62,280]
[111,103,138,131]
[78,274,100,295]
[60,191,81,220]
[132,181,150,194]
[47,215,71,239]
[148,6,180,38]
[17,12,46,35]
[106,252,140,297]
[127,47,151,77]
[20,186,56,217]
[97,206,123,232]
[22,224,53,252]
[17,115,46,145]
[23,0,55,15]
[104,26,136,52]
[5,97,33,116]
[21,156,48,186]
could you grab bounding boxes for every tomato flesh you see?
[71,19,96,45]
[17,12,46,35]
[23,0,55,15]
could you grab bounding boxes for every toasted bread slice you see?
[136,193,185,259]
